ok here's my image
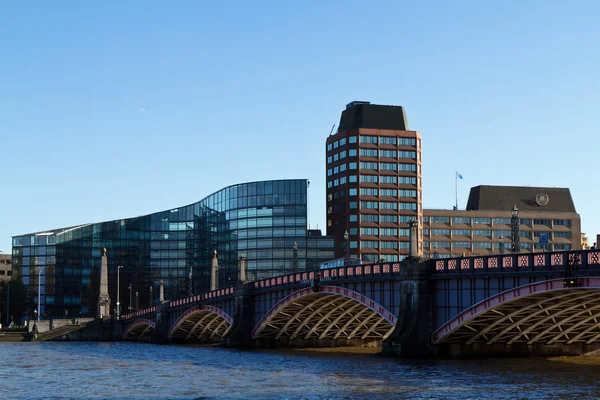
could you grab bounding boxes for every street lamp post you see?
[499,236,505,255]
[343,230,350,266]
[188,265,193,297]
[433,245,439,259]
[128,284,133,313]
[511,205,520,253]
[149,285,153,307]
[116,265,123,318]
[292,241,298,274]
[37,266,42,320]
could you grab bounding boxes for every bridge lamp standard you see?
[511,205,520,254]
[116,265,123,318]
[499,236,505,255]
[343,230,350,266]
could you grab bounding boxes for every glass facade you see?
[12,179,334,318]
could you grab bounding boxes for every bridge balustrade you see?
[252,263,404,291]
[432,250,600,277]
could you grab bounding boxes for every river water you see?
[1,342,600,399]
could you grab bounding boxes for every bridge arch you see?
[252,285,397,343]
[433,277,600,346]
[123,319,156,341]
[168,305,233,342]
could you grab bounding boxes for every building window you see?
[399,242,410,249]
[380,162,397,171]
[327,181,332,188]
[381,215,398,223]
[349,175,357,183]
[493,218,511,225]
[380,137,396,145]
[520,231,532,239]
[327,169,332,176]
[360,149,378,157]
[334,153,339,161]
[349,188,357,196]
[453,242,471,249]
[349,149,357,157]
[452,217,470,224]
[349,202,358,209]
[380,176,397,184]
[399,177,416,184]
[423,229,429,235]
[452,229,470,236]
[399,202,416,210]
[333,166,339,174]
[360,162,378,170]
[339,138,346,146]
[361,214,379,223]
[360,188,378,196]
[340,150,347,159]
[554,232,572,239]
[327,156,332,164]
[554,244,571,250]
[554,219,571,227]
[340,164,346,172]
[473,242,492,249]
[361,241,379,248]
[494,230,511,238]
[381,189,398,197]
[521,218,532,226]
[534,219,552,227]
[381,241,398,249]
[350,241,358,248]
[361,228,379,236]
[333,140,339,149]
[349,136,357,144]
[327,143,332,151]
[380,228,398,236]
[399,229,409,236]
[381,202,398,210]
[333,179,339,187]
[399,163,416,172]
[473,218,491,225]
[399,151,416,159]
[361,201,378,209]
[360,175,378,183]
[431,229,450,235]
[472,230,491,237]
[399,138,416,146]
[349,215,358,222]
[339,177,346,184]
[431,241,450,248]
[380,150,397,158]
[349,162,357,169]
[360,135,378,144]
[429,216,450,223]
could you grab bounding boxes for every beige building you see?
[0,254,12,282]
[423,186,581,258]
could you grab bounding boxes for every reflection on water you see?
[0,342,600,399]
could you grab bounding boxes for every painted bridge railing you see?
[432,250,600,275]
[121,286,236,321]
[252,262,404,291]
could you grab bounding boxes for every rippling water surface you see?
[1,342,600,399]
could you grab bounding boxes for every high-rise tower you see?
[325,101,422,263]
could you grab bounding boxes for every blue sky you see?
[1,1,599,252]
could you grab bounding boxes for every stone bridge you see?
[121,249,600,357]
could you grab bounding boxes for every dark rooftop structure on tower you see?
[466,185,576,213]
[338,101,409,132]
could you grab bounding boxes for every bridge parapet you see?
[432,250,600,277]
[252,262,405,291]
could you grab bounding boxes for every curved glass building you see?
[11,179,334,318]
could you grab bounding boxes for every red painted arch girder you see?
[251,285,397,338]
[123,319,156,339]
[432,277,600,343]
[167,305,233,338]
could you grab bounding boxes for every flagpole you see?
[455,172,458,210]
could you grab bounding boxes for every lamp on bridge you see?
[292,241,298,274]
[499,236,505,255]
[433,245,439,259]
[511,205,520,254]
[343,230,350,266]
[128,283,133,313]
[116,265,123,318]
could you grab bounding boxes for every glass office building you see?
[11,179,334,317]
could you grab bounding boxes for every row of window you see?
[327,162,417,176]
[359,136,417,146]
[425,243,572,253]
[358,241,411,249]
[360,228,410,236]
[348,214,417,223]
[327,150,418,164]
[359,149,417,158]
[425,216,572,227]
[328,175,418,188]
[424,229,572,239]
[357,201,417,211]
[425,241,573,251]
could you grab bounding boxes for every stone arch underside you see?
[123,319,156,341]
[168,305,232,342]
[433,278,600,346]
[252,286,397,342]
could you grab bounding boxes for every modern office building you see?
[11,179,334,317]
[0,254,12,282]
[326,101,422,263]
[423,185,581,258]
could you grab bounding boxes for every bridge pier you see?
[382,258,435,357]
[221,282,254,348]
[150,302,170,343]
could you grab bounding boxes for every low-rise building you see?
[423,186,581,258]
[0,254,12,282]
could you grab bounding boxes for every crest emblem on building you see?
[535,193,550,206]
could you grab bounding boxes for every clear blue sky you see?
[1,1,599,252]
